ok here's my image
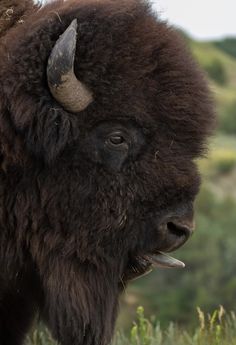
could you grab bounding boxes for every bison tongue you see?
[143,251,185,269]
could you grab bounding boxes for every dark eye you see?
[109,135,125,146]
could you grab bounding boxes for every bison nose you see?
[159,216,195,252]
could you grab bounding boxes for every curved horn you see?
[47,19,93,113]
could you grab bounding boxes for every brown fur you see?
[0,1,215,344]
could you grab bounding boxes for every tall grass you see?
[113,306,236,345]
[25,307,236,345]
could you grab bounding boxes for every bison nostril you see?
[167,221,192,239]
[157,215,195,252]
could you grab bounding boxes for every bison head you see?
[0,0,215,344]
[46,17,198,277]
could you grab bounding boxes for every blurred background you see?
[117,0,236,330]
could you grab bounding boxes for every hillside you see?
[189,38,236,135]
[214,37,236,59]
[188,37,236,199]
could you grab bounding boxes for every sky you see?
[152,0,236,40]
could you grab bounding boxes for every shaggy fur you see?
[0,0,215,344]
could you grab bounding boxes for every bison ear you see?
[47,19,93,113]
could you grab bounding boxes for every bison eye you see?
[106,132,128,150]
[109,135,125,146]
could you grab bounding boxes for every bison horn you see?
[47,19,93,113]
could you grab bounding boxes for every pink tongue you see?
[143,251,185,269]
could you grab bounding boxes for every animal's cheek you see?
[103,152,128,172]
[91,148,129,173]
[156,159,201,197]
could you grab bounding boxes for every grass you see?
[25,307,236,345]
[115,306,236,345]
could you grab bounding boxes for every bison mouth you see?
[123,251,185,282]
[122,212,194,282]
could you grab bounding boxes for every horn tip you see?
[70,18,78,31]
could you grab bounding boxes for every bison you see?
[0,0,214,344]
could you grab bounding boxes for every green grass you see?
[25,307,236,345]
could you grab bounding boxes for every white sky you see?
[152,0,236,40]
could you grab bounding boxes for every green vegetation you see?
[189,37,236,135]
[114,307,236,345]
[25,326,55,345]
[214,38,236,59]
[220,100,236,134]
[25,307,236,345]
[205,58,227,85]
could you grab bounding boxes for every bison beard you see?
[0,0,215,345]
